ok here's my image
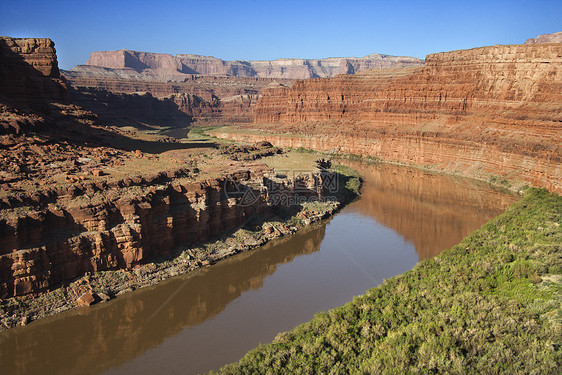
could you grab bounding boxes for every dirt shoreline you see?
[0,177,358,330]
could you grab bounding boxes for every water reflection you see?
[344,162,514,259]
[0,162,516,375]
[0,226,326,375]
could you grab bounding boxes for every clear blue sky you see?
[2,0,561,70]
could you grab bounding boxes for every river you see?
[0,162,516,375]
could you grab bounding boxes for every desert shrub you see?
[212,188,562,374]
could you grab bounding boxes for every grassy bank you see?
[212,188,561,374]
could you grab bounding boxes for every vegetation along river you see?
[0,162,516,375]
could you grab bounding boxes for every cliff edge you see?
[71,50,424,81]
[525,31,562,44]
[0,37,66,103]
[229,42,562,192]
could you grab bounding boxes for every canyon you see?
[62,50,423,125]
[0,31,561,331]
[215,41,562,193]
[0,162,515,375]
[0,36,352,309]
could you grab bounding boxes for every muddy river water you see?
[0,162,516,375]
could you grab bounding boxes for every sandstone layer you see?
[0,162,332,298]
[63,76,292,125]
[241,43,562,193]
[0,37,66,105]
[76,50,424,80]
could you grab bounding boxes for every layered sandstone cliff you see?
[64,50,422,125]
[64,76,289,124]
[0,37,66,103]
[247,43,562,192]
[0,164,334,298]
[77,50,424,80]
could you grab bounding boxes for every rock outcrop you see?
[0,165,334,298]
[525,31,562,44]
[0,173,257,297]
[0,37,66,103]
[241,43,562,192]
[0,36,335,300]
[77,50,424,80]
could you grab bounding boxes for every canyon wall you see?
[0,167,330,298]
[80,50,424,80]
[249,43,562,192]
[0,37,66,103]
[65,49,422,125]
[63,76,287,124]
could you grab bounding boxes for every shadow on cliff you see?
[0,43,217,153]
[23,101,219,154]
[0,38,66,107]
[67,86,195,130]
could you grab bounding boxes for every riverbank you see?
[212,188,561,374]
[0,163,361,330]
[209,126,551,194]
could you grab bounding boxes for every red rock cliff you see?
[64,75,293,124]
[0,167,332,298]
[0,37,66,103]
[0,175,257,297]
[250,43,562,192]
[82,50,424,80]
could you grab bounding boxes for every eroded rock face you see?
[66,50,423,125]
[0,37,66,103]
[64,75,293,125]
[525,31,562,44]
[0,167,333,298]
[250,43,562,192]
[0,138,336,299]
[79,50,424,80]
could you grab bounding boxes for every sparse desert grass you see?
[260,151,320,173]
[187,126,234,144]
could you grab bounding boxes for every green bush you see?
[212,188,562,374]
